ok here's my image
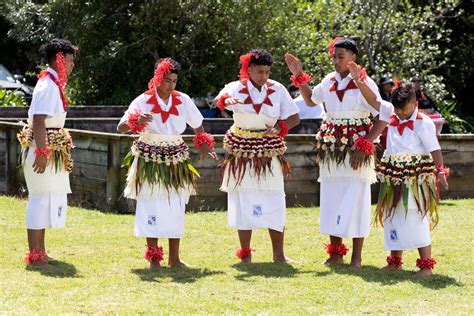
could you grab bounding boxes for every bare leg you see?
[416,245,433,277]
[27,229,43,251]
[324,235,344,265]
[168,238,189,267]
[238,230,252,263]
[26,229,48,266]
[146,237,161,269]
[381,250,403,271]
[350,237,364,268]
[269,229,286,262]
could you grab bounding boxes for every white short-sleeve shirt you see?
[28,67,65,118]
[311,71,382,117]
[119,89,204,135]
[386,107,441,155]
[217,79,299,120]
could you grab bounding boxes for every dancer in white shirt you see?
[376,82,449,277]
[216,49,300,263]
[285,38,392,268]
[17,39,77,266]
[118,58,217,269]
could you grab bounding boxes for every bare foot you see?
[416,268,433,277]
[45,254,55,262]
[169,260,191,268]
[240,255,252,264]
[149,261,161,270]
[381,264,402,271]
[324,255,344,265]
[349,258,362,269]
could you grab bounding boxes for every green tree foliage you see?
[3,0,469,131]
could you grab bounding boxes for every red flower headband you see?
[391,80,401,94]
[148,58,174,89]
[328,36,344,57]
[239,52,252,80]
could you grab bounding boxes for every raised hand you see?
[347,61,362,81]
[284,53,304,76]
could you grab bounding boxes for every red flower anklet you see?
[144,246,164,263]
[236,247,254,259]
[24,249,47,265]
[386,255,403,268]
[416,257,437,269]
[325,243,349,256]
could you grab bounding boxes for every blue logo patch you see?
[336,215,341,225]
[253,205,262,217]
[390,230,398,241]
[58,206,63,218]
[147,216,157,226]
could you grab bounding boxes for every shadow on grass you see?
[26,259,79,278]
[232,262,312,280]
[324,264,462,289]
[131,267,224,283]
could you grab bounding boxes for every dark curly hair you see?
[155,58,181,74]
[334,38,359,55]
[391,82,416,109]
[44,38,77,64]
[249,49,273,66]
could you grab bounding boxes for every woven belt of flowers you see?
[221,127,290,185]
[315,117,374,165]
[375,153,439,228]
[17,125,74,173]
[130,139,190,165]
[122,139,199,192]
[223,126,287,158]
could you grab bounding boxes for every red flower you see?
[145,246,164,263]
[391,80,401,94]
[239,53,252,80]
[324,243,349,256]
[328,36,344,57]
[290,72,312,87]
[149,58,173,89]
[127,111,147,133]
[386,256,403,268]
[354,137,375,155]
[217,93,231,110]
[236,247,254,259]
[278,120,289,138]
[193,132,215,149]
[416,257,437,269]
[24,249,47,265]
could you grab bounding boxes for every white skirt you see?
[134,181,189,238]
[383,189,431,251]
[23,143,71,229]
[222,156,286,232]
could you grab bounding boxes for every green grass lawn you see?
[0,195,472,314]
